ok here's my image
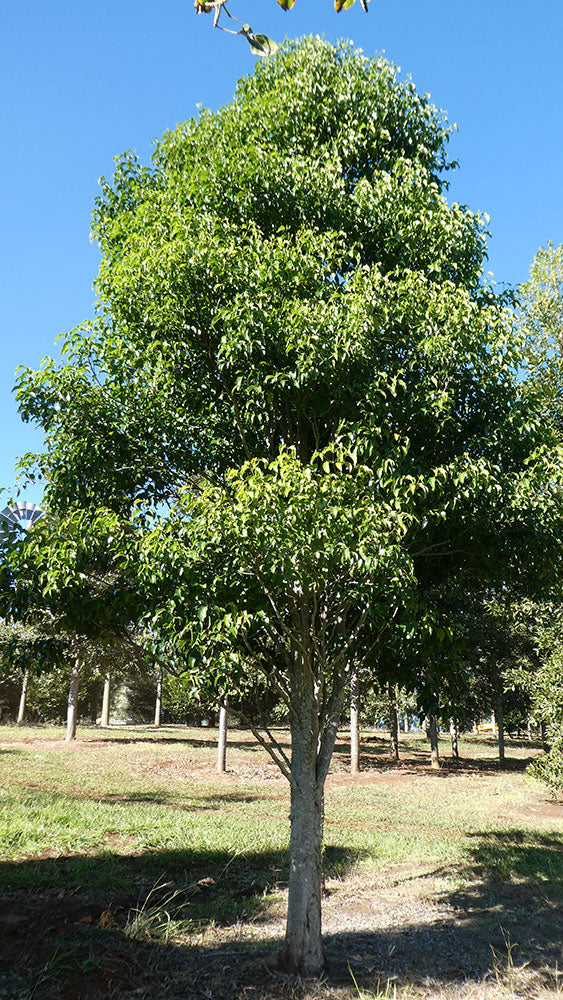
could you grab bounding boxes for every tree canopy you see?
[12,39,563,974]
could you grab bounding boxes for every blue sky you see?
[2,0,562,506]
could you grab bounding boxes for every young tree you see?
[14,39,563,974]
[16,669,29,724]
[349,672,360,774]
[100,671,111,727]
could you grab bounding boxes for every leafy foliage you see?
[14,33,563,777]
[10,38,563,970]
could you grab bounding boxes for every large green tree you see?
[14,40,563,973]
[516,244,563,790]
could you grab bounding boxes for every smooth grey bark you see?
[389,686,399,762]
[280,762,325,975]
[277,645,346,976]
[154,665,163,727]
[217,701,228,774]
[350,673,360,775]
[449,716,459,760]
[101,673,111,728]
[427,715,440,770]
[17,670,29,725]
[65,653,81,742]
[403,713,409,734]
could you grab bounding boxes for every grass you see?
[0,724,561,999]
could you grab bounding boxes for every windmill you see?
[0,502,43,532]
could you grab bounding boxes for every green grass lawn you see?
[0,724,561,1000]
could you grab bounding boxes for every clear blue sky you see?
[2,0,562,506]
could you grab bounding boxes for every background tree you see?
[0,509,163,737]
[516,244,563,788]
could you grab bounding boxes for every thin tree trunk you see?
[496,694,505,766]
[540,720,548,750]
[449,716,459,760]
[427,715,440,769]
[65,653,81,742]
[100,673,111,728]
[491,711,497,737]
[350,672,360,775]
[403,712,409,734]
[217,700,228,774]
[17,670,29,725]
[389,686,399,762]
[154,665,163,727]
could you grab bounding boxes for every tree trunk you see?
[217,701,228,774]
[65,653,81,742]
[154,665,163,727]
[427,715,440,769]
[17,670,29,725]
[279,720,325,975]
[449,716,459,760]
[350,672,360,775]
[280,767,324,975]
[491,711,497,737]
[403,713,409,734]
[277,644,345,976]
[496,694,505,766]
[389,687,399,762]
[101,673,111,728]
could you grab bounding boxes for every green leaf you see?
[335,0,355,10]
[276,0,296,8]
[246,33,278,57]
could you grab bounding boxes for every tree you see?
[516,245,563,789]
[0,508,163,737]
[503,599,563,791]
[14,39,563,974]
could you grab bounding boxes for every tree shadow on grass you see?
[1,829,563,999]
[332,736,538,776]
[100,789,271,808]
[320,827,563,995]
[448,827,563,909]
[91,730,291,752]
[0,843,363,1000]
[0,841,360,908]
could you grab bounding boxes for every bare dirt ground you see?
[0,727,561,1000]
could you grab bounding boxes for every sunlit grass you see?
[1,725,559,892]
